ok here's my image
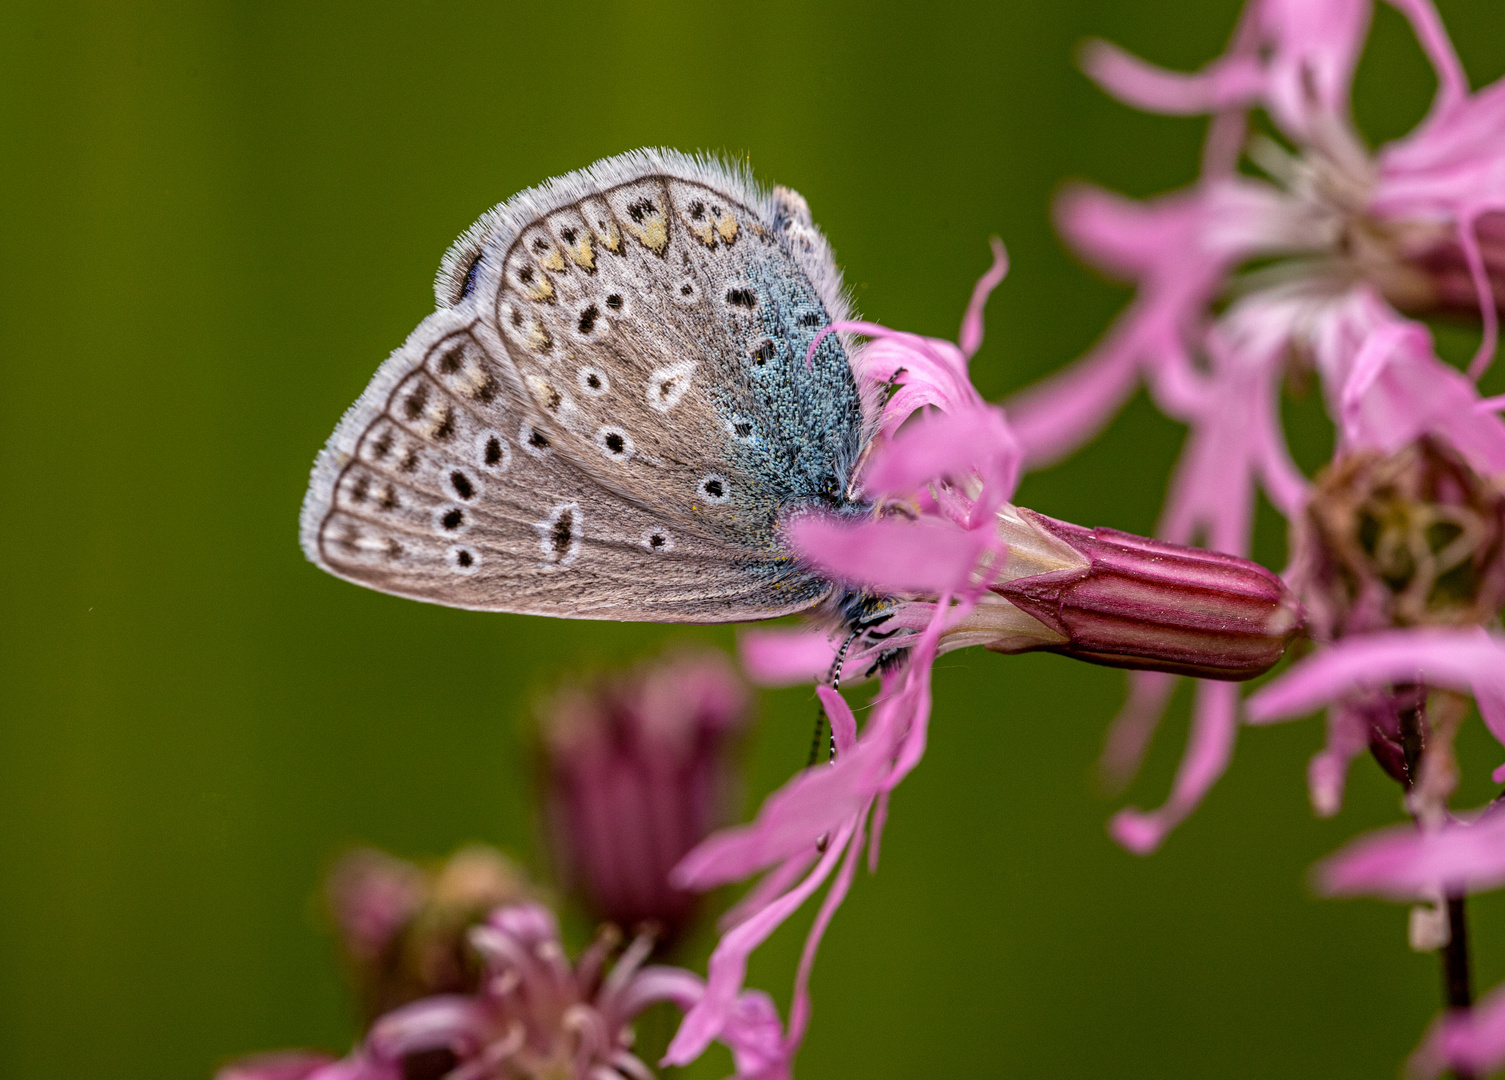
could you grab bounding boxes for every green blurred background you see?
[6,1,1505,1076]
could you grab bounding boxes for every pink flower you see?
[1007,0,1505,851]
[538,650,751,942]
[221,902,786,1080]
[662,242,1307,1068]
[1309,800,1505,1079]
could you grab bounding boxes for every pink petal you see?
[368,996,488,1060]
[737,628,837,687]
[1080,38,1266,116]
[785,805,869,1053]
[1410,979,1505,1079]
[1246,628,1505,726]
[787,513,993,595]
[958,237,1009,359]
[721,990,792,1080]
[861,407,1014,499]
[1109,679,1239,854]
[1098,670,1179,795]
[1317,812,1505,900]
[664,821,856,1067]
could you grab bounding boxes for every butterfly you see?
[300,148,875,622]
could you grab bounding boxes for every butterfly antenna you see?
[809,629,861,767]
[807,710,827,769]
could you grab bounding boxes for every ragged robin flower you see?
[221,881,787,1080]
[325,845,535,1026]
[1001,0,1505,853]
[660,240,1307,1072]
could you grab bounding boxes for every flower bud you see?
[325,845,533,1025]
[538,650,750,943]
[987,510,1305,680]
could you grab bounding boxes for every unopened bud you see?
[538,650,750,944]
[987,510,1305,680]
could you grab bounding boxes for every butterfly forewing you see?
[301,150,867,622]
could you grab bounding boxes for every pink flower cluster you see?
[221,901,789,1080]
[1004,0,1505,854]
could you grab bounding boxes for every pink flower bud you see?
[539,651,751,943]
[988,510,1305,679]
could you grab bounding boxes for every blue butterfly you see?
[300,149,874,622]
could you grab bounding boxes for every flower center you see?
[1297,437,1505,636]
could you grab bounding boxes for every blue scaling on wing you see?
[710,251,867,538]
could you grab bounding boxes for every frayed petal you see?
[663,821,855,1067]
[787,513,996,595]
[1307,702,1371,818]
[1109,680,1239,854]
[368,996,488,1060]
[722,989,792,1080]
[862,407,1016,502]
[1246,627,1505,727]
[958,238,1010,358]
[1099,670,1179,795]
[737,628,838,687]
[1317,809,1505,900]
[786,806,869,1053]
[1080,38,1267,116]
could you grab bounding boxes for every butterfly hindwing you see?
[301,150,869,621]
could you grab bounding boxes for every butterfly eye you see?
[435,505,469,534]
[749,340,776,368]
[577,305,599,334]
[459,255,482,300]
[520,423,552,457]
[449,470,477,500]
[606,294,623,310]
[447,545,479,574]
[538,502,583,566]
[476,430,512,472]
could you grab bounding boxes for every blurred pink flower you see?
[538,650,750,942]
[324,846,534,1025]
[221,902,786,1080]
[1311,799,1505,1079]
[1411,979,1505,1079]
[1006,0,1505,852]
